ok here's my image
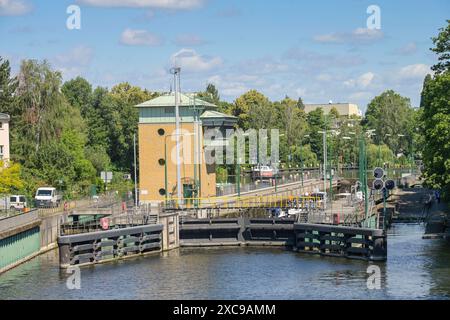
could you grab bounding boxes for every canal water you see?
[0,224,449,300]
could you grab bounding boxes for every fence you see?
[164,195,324,211]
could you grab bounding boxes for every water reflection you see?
[0,224,448,300]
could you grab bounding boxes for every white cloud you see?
[348,91,374,101]
[396,64,431,81]
[53,45,94,80]
[77,0,205,10]
[358,72,375,88]
[120,28,163,46]
[171,48,222,72]
[393,42,417,56]
[283,47,365,69]
[55,45,93,67]
[175,34,207,46]
[344,72,376,89]
[314,28,384,44]
[0,0,32,16]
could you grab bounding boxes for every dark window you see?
[159,188,166,196]
[158,159,165,166]
[164,107,174,114]
[158,129,165,136]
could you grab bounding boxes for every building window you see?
[159,188,166,196]
[0,145,3,160]
[158,128,165,136]
[0,122,3,129]
[164,107,173,114]
[158,159,165,166]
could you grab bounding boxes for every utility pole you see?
[170,67,182,207]
[133,133,138,207]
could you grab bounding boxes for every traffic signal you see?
[373,179,384,190]
[373,167,384,179]
[385,179,395,190]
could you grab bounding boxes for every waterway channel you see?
[0,224,449,300]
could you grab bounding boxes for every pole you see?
[164,138,168,204]
[133,134,138,207]
[329,139,333,208]
[300,141,304,188]
[323,131,327,195]
[237,162,241,197]
[383,189,387,230]
[173,68,182,206]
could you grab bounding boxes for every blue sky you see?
[1,0,449,111]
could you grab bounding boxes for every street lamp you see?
[169,67,182,206]
[300,134,310,188]
[317,130,327,196]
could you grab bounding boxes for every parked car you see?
[35,187,63,208]
[0,195,27,211]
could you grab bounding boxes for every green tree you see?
[297,97,305,111]
[61,77,93,116]
[273,96,307,163]
[420,71,450,199]
[366,144,395,169]
[197,83,220,106]
[0,161,24,194]
[431,20,450,74]
[306,108,326,160]
[420,74,432,108]
[364,90,415,155]
[0,57,17,114]
[232,90,273,130]
[110,82,156,105]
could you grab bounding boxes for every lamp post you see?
[170,67,182,206]
[300,134,310,188]
[318,130,327,196]
[235,133,249,198]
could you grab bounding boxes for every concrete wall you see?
[0,210,41,273]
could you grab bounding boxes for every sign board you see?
[101,171,113,183]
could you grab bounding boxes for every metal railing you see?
[60,212,158,236]
[164,195,324,211]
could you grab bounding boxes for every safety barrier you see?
[164,195,324,210]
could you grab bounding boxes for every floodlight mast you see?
[170,67,182,207]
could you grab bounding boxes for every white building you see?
[0,113,10,163]
[304,103,362,118]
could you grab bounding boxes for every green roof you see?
[136,93,217,108]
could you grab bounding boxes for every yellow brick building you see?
[136,93,237,203]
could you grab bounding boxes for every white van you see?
[0,195,27,210]
[35,187,62,208]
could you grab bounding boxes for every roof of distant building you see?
[200,110,237,127]
[304,103,362,117]
[0,113,10,121]
[136,92,217,108]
